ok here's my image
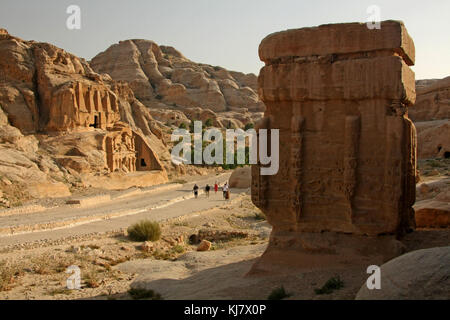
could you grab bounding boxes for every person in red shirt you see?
[214,181,218,194]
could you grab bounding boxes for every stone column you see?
[251,21,417,272]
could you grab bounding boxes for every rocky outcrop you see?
[414,120,450,159]
[415,183,450,228]
[356,247,450,300]
[251,21,417,272]
[411,77,450,159]
[90,39,265,118]
[229,166,251,189]
[0,103,71,200]
[0,30,168,202]
[410,77,450,122]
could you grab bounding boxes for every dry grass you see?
[83,267,101,288]
[268,286,292,300]
[48,288,73,296]
[30,255,53,275]
[315,276,344,295]
[172,245,185,254]
[128,287,162,300]
[0,260,23,291]
[127,220,161,242]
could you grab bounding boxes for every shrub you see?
[179,122,187,129]
[189,120,196,132]
[268,286,291,300]
[48,288,72,296]
[244,122,254,130]
[428,160,444,168]
[172,245,185,254]
[128,287,162,300]
[83,268,101,288]
[254,211,266,221]
[127,220,161,242]
[155,94,163,100]
[31,256,52,275]
[171,179,188,185]
[205,118,213,127]
[314,276,344,295]
[0,261,19,291]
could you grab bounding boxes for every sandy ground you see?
[0,160,449,300]
[0,172,232,248]
[1,190,448,300]
[0,190,269,300]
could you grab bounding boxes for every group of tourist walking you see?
[192,181,230,200]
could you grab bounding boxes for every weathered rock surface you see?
[416,177,450,202]
[356,247,450,300]
[90,39,265,124]
[251,21,417,271]
[411,76,450,159]
[415,188,450,228]
[229,166,251,189]
[415,120,450,159]
[197,240,212,251]
[0,30,168,202]
[410,77,450,122]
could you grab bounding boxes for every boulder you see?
[140,241,154,253]
[356,247,450,300]
[229,167,251,189]
[415,190,450,228]
[197,240,212,252]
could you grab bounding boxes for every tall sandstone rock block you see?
[251,21,417,272]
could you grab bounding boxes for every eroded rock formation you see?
[90,39,264,128]
[0,30,167,201]
[251,21,418,272]
[411,77,450,122]
[411,77,450,159]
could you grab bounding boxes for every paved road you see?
[0,172,244,248]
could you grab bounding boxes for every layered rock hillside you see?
[90,39,264,129]
[0,29,172,205]
[411,77,450,159]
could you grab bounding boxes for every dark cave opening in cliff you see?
[90,115,99,129]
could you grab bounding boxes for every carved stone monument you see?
[251,21,417,272]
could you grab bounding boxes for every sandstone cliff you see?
[90,39,264,128]
[0,29,170,204]
[412,77,450,159]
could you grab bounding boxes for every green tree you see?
[205,118,213,127]
[244,122,254,130]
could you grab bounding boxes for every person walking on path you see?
[223,182,229,200]
[193,184,199,199]
[214,182,219,195]
[205,184,211,198]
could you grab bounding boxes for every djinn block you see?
[250,21,417,273]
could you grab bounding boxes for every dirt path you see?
[0,173,234,249]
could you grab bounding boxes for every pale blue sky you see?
[1,0,449,79]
